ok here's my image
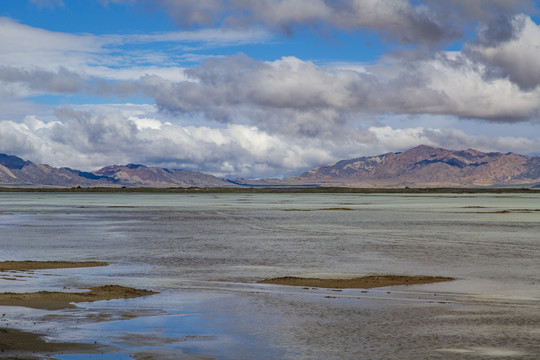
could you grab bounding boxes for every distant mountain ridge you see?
[291,145,540,187]
[95,163,231,187]
[1,145,540,188]
[0,154,231,188]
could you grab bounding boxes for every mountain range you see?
[290,145,540,188]
[0,154,231,188]
[1,145,540,188]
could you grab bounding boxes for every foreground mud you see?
[0,260,159,357]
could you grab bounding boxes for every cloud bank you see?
[1,105,538,178]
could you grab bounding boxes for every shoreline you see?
[0,186,538,194]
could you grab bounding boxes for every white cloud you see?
[3,13,540,125]
[412,52,540,121]
[368,126,540,155]
[1,105,539,178]
[467,15,540,90]
[142,51,540,133]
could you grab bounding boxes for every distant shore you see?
[0,186,538,194]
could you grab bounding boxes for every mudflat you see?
[0,285,159,310]
[0,260,159,356]
[0,328,102,354]
[0,260,108,271]
[258,275,455,288]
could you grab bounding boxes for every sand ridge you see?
[258,275,455,289]
[0,328,104,354]
[0,261,158,309]
[0,260,160,356]
[0,260,109,271]
[0,285,159,310]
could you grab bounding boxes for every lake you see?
[1,192,539,359]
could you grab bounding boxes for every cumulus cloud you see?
[1,106,538,178]
[370,125,540,155]
[140,52,540,130]
[4,11,540,125]
[0,106,346,177]
[142,54,445,136]
[467,15,540,90]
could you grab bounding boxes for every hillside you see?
[291,145,540,187]
[2,145,540,188]
[0,154,231,188]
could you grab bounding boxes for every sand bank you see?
[0,328,102,355]
[258,275,454,289]
[0,260,156,310]
[0,285,158,310]
[0,262,146,356]
[0,260,159,356]
[0,260,108,271]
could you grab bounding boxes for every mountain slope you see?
[95,164,231,187]
[293,145,540,187]
[0,154,230,187]
[0,154,116,187]
[2,146,540,188]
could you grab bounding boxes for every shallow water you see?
[1,192,539,359]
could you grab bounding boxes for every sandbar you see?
[0,260,108,271]
[258,275,455,289]
[0,285,158,310]
[0,260,160,357]
[0,328,103,355]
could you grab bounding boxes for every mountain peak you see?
[293,146,540,188]
[2,147,540,188]
[0,154,30,170]
[0,153,231,188]
[402,144,444,155]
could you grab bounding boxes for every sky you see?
[1,0,540,179]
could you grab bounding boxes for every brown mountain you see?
[0,154,231,188]
[95,164,231,187]
[0,154,116,187]
[2,146,540,188]
[289,145,540,187]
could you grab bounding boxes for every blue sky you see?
[1,0,540,178]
